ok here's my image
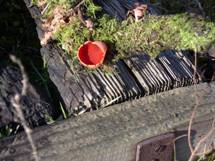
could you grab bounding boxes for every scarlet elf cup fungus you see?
[78,41,107,69]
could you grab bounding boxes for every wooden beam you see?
[0,82,215,161]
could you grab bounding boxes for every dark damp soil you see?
[0,0,64,139]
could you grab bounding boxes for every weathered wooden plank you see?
[125,54,173,95]
[40,44,143,115]
[157,50,195,88]
[0,82,214,161]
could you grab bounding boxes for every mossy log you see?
[0,82,215,161]
[23,0,200,115]
[23,0,142,114]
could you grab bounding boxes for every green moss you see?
[0,125,13,140]
[38,0,101,18]
[197,152,215,161]
[54,13,215,63]
[42,0,74,17]
[206,152,215,161]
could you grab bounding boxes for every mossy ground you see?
[54,13,215,68]
[198,152,215,161]
[33,0,215,72]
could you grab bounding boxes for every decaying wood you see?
[0,82,215,161]
[22,0,203,116]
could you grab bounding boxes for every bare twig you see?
[187,90,198,154]
[188,118,215,161]
[10,55,28,95]
[41,3,50,15]
[101,96,122,108]
[188,49,215,159]
[77,6,94,31]
[10,55,39,161]
[193,50,198,83]
[74,0,85,11]
[66,0,85,13]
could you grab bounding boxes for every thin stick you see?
[188,118,215,161]
[194,50,198,84]
[10,55,39,161]
[188,94,198,154]
[74,0,85,11]
[41,3,50,16]
[101,96,122,108]
[187,49,200,155]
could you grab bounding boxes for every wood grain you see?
[0,82,214,161]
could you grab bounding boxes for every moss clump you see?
[54,13,215,62]
[34,0,101,18]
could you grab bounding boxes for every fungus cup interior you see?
[78,42,105,67]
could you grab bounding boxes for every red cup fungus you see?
[78,41,107,69]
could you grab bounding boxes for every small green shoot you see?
[45,114,55,124]
[60,102,68,119]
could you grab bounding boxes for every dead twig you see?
[187,89,199,155]
[74,0,85,11]
[193,50,199,83]
[41,3,50,16]
[188,49,199,154]
[188,49,215,159]
[188,118,215,161]
[10,55,39,161]
[77,6,94,31]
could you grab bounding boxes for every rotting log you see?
[0,82,215,161]
[22,0,201,116]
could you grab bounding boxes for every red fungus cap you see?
[78,41,107,68]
